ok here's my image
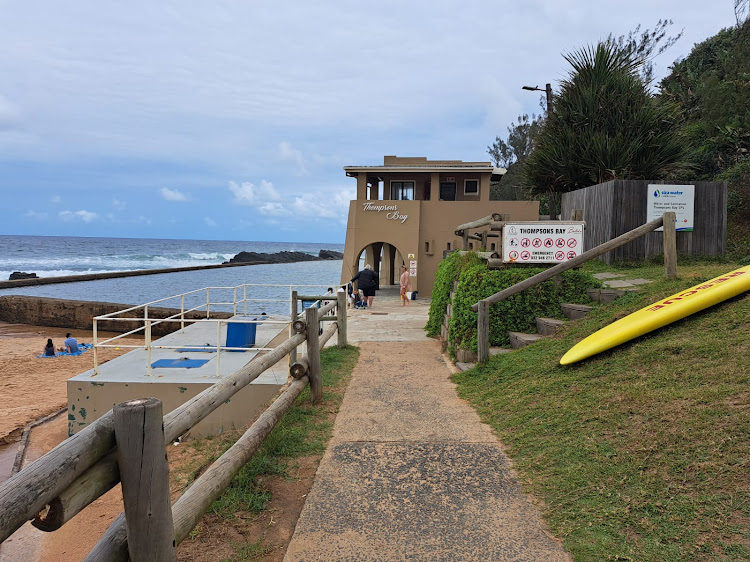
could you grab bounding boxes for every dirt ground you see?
[0,321,324,561]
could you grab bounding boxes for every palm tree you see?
[525,42,686,207]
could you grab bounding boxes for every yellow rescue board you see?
[560,266,750,365]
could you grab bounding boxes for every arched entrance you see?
[354,242,407,287]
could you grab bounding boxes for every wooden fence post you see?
[305,306,322,403]
[477,300,490,363]
[462,230,469,251]
[663,211,677,280]
[336,292,347,349]
[289,290,298,368]
[113,398,175,562]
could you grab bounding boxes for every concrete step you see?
[455,362,476,372]
[587,288,627,303]
[509,332,545,349]
[490,347,513,356]
[536,317,566,336]
[561,303,594,320]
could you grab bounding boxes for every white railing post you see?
[180,295,185,331]
[233,287,237,316]
[146,319,152,377]
[93,318,99,375]
[216,321,222,377]
[243,285,247,315]
[206,288,210,318]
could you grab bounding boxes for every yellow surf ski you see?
[560,266,750,365]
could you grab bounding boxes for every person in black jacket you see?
[351,264,379,309]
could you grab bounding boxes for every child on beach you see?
[42,338,57,356]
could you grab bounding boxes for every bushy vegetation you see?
[443,261,600,352]
[425,251,483,336]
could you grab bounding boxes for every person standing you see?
[351,264,379,309]
[399,265,412,306]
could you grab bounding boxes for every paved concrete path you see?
[286,289,569,561]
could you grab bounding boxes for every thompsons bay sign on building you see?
[362,202,409,223]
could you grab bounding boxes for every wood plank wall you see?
[561,180,727,264]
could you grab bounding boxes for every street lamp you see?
[522,83,553,113]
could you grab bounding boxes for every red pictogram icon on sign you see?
[532,238,542,247]
[567,251,576,259]
[555,251,565,260]
[521,238,530,247]
[509,251,518,260]
[556,238,565,247]
[567,238,577,248]
[520,251,530,260]
[544,238,553,248]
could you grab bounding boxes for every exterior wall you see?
[561,180,727,264]
[340,199,539,297]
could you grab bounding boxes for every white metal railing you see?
[92,283,338,376]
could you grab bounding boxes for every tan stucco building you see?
[341,156,540,297]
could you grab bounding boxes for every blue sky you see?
[0,1,737,243]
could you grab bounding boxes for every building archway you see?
[353,241,409,287]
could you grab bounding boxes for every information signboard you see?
[647,184,694,232]
[502,222,585,264]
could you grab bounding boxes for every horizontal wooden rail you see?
[471,214,666,312]
[32,331,306,532]
[455,214,499,233]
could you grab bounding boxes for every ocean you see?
[0,235,345,315]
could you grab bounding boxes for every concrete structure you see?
[67,316,289,438]
[341,156,539,296]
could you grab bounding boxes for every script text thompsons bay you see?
[362,202,408,223]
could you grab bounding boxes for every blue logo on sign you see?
[654,189,661,198]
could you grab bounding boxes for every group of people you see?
[347,263,412,308]
[42,333,80,356]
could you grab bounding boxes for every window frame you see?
[464,179,479,196]
[390,180,416,201]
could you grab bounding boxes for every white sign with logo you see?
[502,222,585,264]
[647,184,694,232]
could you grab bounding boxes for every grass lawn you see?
[454,261,750,561]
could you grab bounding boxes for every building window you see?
[439,182,456,201]
[447,242,451,251]
[491,242,496,251]
[464,179,479,195]
[391,181,414,200]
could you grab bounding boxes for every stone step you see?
[587,288,627,303]
[490,347,513,356]
[561,303,594,320]
[456,362,476,372]
[536,317,566,336]
[509,331,545,349]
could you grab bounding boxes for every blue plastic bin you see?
[411,291,418,300]
[225,317,258,350]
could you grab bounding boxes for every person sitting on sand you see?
[64,333,79,354]
[42,338,57,357]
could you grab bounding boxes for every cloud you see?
[59,210,98,223]
[0,95,22,130]
[229,180,281,207]
[204,216,217,226]
[25,210,48,221]
[49,195,61,204]
[278,141,308,175]
[159,187,190,202]
[112,198,127,210]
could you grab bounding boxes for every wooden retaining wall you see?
[561,180,727,264]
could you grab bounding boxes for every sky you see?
[0,1,738,243]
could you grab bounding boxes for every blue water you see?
[0,235,345,315]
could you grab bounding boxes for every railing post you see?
[146,319,152,377]
[216,321,222,377]
[462,230,470,250]
[663,211,677,280]
[206,288,210,318]
[233,287,237,316]
[289,290,298,369]
[113,398,175,561]
[477,300,490,363]
[305,306,322,403]
[180,295,185,331]
[93,318,99,375]
[336,292,347,349]
[243,285,247,315]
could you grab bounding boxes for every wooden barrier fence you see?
[0,292,348,560]
[469,212,677,363]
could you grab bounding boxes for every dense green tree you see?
[524,42,686,201]
[487,114,543,200]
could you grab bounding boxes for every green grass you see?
[174,345,359,558]
[453,261,750,561]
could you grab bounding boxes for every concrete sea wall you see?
[0,296,232,336]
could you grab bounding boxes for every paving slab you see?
[285,291,570,561]
[625,278,653,285]
[592,272,625,279]
[602,279,636,288]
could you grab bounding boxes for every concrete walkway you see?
[285,289,569,561]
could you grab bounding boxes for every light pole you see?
[522,83,557,219]
[522,83,553,113]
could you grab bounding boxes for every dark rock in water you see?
[225,251,320,265]
[318,250,343,260]
[9,271,39,280]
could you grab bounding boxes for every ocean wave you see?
[1,269,117,279]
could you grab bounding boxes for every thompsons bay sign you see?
[362,202,408,223]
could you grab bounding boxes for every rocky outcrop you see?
[318,250,344,260]
[9,271,38,280]
[225,250,343,265]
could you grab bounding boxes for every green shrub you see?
[449,265,600,351]
[717,159,750,261]
[425,251,483,336]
